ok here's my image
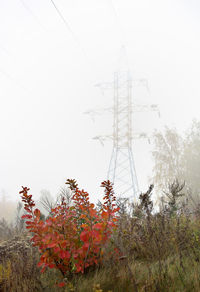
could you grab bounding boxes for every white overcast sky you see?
[0,0,200,203]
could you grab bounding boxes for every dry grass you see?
[1,181,200,291]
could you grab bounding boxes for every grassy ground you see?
[1,246,200,291]
[1,221,200,292]
[1,182,200,291]
[72,255,200,292]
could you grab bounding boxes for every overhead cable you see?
[0,44,12,57]
[109,0,125,47]
[49,0,93,69]
[50,0,76,36]
[0,68,30,92]
[108,0,130,70]
[19,0,46,31]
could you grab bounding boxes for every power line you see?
[0,44,12,57]
[49,0,84,50]
[108,0,131,70]
[108,1,131,73]
[0,68,30,92]
[109,0,126,47]
[49,0,76,36]
[19,0,46,31]
[49,0,94,69]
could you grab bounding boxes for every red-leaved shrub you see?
[20,179,119,286]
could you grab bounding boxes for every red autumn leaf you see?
[80,231,89,242]
[73,253,79,259]
[47,242,57,248]
[34,208,40,218]
[25,221,33,225]
[57,282,66,287]
[92,230,101,241]
[26,226,33,229]
[80,214,86,219]
[60,241,67,249]
[101,211,108,219]
[29,203,35,207]
[21,214,32,219]
[89,209,97,217]
[41,266,46,273]
[82,242,90,251]
[108,221,114,227]
[53,246,60,253]
[59,250,70,259]
[93,222,103,230]
[24,207,31,213]
[75,263,83,273]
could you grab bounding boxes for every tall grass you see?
[1,180,200,291]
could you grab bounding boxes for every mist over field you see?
[0,0,200,211]
[1,1,200,291]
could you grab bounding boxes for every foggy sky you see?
[0,0,200,203]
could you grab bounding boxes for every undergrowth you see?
[1,179,200,291]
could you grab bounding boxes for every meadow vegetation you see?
[1,178,200,291]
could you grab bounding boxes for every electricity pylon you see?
[85,52,159,200]
[107,69,139,199]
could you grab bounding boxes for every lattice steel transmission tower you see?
[107,69,139,199]
[85,52,159,200]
